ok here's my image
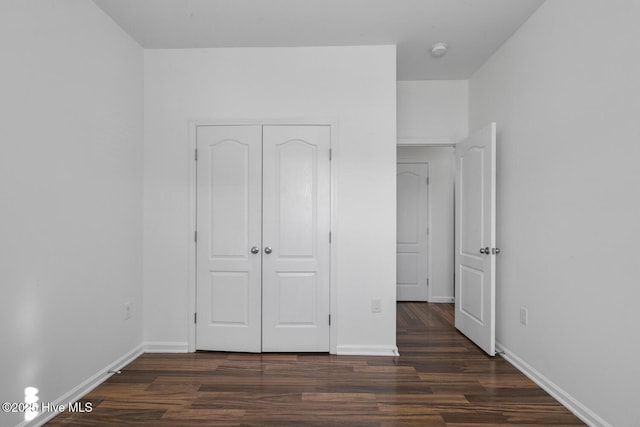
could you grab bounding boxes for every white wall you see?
[469,1,640,425]
[397,80,467,141]
[397,147,455,302]
[143,46,397,354]
[0,1,144,425]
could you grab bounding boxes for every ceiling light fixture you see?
[430,43,448,58]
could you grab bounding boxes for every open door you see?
[454,123,497,356]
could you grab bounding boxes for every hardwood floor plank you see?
[190,391,304,405]
[301,392,377,402]
[45,303,585,426]
[46,408,166,426]
[441,410,511,424]
[161,409,247,419]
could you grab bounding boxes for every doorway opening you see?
[397,122,498,356]
[396,145,455,303]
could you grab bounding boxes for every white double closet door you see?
[196,125,331,353]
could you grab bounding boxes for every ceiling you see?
[93,0,545,80]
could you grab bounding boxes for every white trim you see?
[397,137,456,146]
[25,344,144,427]
[190,117,340,127]
[144,342,190,353]
[496,342,611,427]
[188,118,338,354]
[187,122,197,353]
[397,157,434,163]
[329,122,339,355]
[336,345,399,357]
[429,296,455,303]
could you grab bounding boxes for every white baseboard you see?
[496,342,611,427]
[336,345,399,356]
[143,341,189,353]
[429,296,454,303]
[27,344,144,427]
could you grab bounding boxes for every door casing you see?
[397,139,456,305]
[188,118,338,353]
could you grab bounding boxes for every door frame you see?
[397,137,456,304]
[187,118,339,353]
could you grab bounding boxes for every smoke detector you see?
[430,43,448,58]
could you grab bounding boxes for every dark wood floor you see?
[46,303,584,426]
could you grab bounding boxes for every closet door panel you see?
[196,125,262,352]
[261,125,331,351]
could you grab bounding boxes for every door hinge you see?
[328,314,331,326]
[426,177,429,185]
[194,313,197,324]
[195,149,198,161]
[329,231,332,243]
[329,149,332,161]
[194,231,197,242]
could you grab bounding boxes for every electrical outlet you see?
[124,302,132,320]
[371,299,382,313]
[520,306,528,325]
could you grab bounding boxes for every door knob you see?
[492,248,501,255]
[479,247,489,254]
[250,246,259,254]
[264,246,272,254]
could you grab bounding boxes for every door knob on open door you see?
[250,246,260,254]
[479,247,490,254]
[264,246,272,254]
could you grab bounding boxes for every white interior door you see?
[454,122,497,356]
[396,163,429,301]
[196,125,263,352]
[261,125,331,351]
